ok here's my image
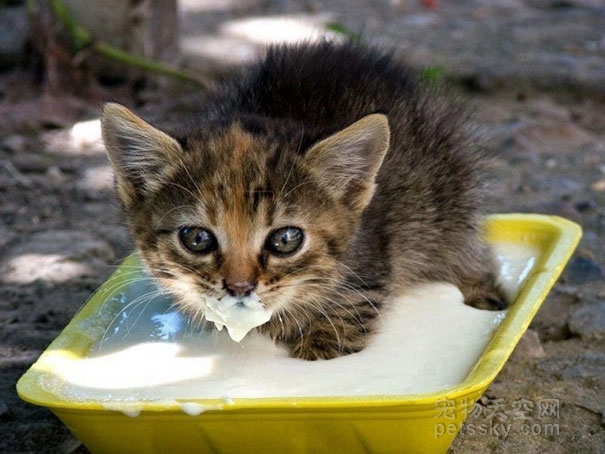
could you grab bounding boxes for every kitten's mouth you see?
[203,293,273,343]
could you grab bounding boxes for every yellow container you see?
[17,214,581,454]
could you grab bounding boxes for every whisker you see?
[97,287,168,349]
[280,179,318,203]
[279,124,305,196]
[268,276,381,338]
[155,202,199,228]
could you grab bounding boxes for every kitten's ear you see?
[305,114,390,212]
[101,103,183,206]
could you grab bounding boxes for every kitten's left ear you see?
[101,103,183,207]
[305,114,390,213]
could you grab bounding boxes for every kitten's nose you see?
[223,279,257,298]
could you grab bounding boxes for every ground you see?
[0,0,604,453]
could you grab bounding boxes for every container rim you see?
[16,213,582,413]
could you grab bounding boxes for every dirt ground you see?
[1,1,604,453]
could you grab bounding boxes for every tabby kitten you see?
[101,41,506,360]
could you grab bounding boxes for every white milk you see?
[204,293,273,342]
[43,243,538,405]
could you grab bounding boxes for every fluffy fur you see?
[102,41,506,360]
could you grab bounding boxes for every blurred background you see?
[0,1,604,452]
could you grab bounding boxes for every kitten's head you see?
[101,103,389,329]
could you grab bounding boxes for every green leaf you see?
[51,0,92,51]
[325,21,360,42]
[420,65,446,85]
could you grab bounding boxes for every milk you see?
[203,293,273,342]
[42,243,537,406]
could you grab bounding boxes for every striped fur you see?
[102,41,506,360]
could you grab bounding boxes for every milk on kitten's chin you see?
[203,293,272,342]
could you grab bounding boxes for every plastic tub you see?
[17,214,581,454]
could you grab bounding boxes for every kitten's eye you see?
[179,227,218,255]
[265,227,304,256]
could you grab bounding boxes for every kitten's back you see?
[219,42,485,290]
[235,41,417,126]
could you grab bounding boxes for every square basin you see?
[17,214,582,453]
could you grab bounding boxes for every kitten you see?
[101,41,506,360]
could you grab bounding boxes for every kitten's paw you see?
[290,338,364,361]
[459,270,508,311]
[280,298,379,360]
[463,286,508,311]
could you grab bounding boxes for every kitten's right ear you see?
[101,103,183,206]
[305,114,390,214]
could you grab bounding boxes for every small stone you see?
[574,200,596,213]
[34,313,50,324]
[512,329,545,359]
[1,134,26,153]
[537,352,605,380]
[0,224,14,250]
[61,438,84,454]
[0,230,116,285]
[46,166,66,185]
[569,301,605,341]
[527,98,571,122]
[0,399,10,419]
[528,0,605,8]
[0,6,29,69]
[591,178,605,192]
[563,256,604,285]
[76,165,114,194]
[554,383,602,417]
